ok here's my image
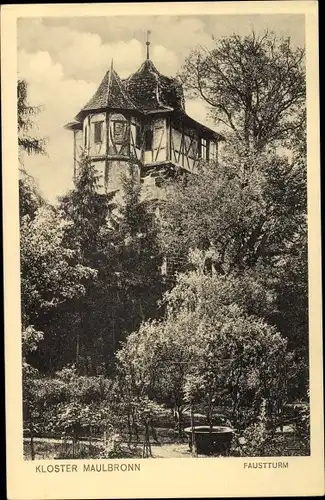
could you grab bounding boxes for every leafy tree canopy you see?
[17,79,47,156]
[178,30,305,151]
[20,204,96,326]
[161,149,306,274]
[117,251,294,430]
[19,168,46,220]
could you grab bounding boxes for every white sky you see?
[17,14,305,202]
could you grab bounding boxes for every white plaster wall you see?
[130,117,142,160]
[153,118,167,162]
[74,129,83,177]
[107,160,139,192]
[93,160,106,194]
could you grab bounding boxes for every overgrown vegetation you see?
[19,30,309,459]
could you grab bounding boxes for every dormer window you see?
[198,137,209,160]
[94,121,104,144]
[201,138,207,160]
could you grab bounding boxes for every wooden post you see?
[30,431,35,460]
[142,421,152,458]
[88,115,91,152]
[190,403,197,457]
[28,404,35,460]
[166,116,171,161]
[169,118,172,163]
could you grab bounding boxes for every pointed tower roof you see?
[124,59,185,113]
[67,49,223,141]
[75,66,139,120]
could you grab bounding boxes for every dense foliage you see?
[178,31,305,151]
[160,148,308,394]
[18,79,46,156]
[117,251,295,431]
[53,159,164,372]
[19,30,309,458]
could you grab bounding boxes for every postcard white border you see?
[2,2,323,499]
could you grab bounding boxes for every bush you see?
[230,400,310,457]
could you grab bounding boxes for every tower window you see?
[94,121,104,144]
[135,125,142,149]
[145,129,153,151]
[206,140,210,160]
[198,137,209,160]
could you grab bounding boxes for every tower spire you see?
[146,30,151,60]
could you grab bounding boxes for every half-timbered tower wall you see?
[66,55,224,201]
[73,129,83,179]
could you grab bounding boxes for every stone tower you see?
[65,41,224,199]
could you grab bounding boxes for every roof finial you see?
[146,30,152,60]
[110,58,114,71]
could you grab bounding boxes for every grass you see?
[23,431,308,460]
[24,440,62,460]
[23,439,194,460]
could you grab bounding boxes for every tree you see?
[117,250,294,436]
[22,361,119,459]
[58,154,117,371]
[116,319,181,451]
[20,205,96,326]
[18,79,47,224]
[58,160,163,372]
[17,79,46,156]
[19,168,45,221]
[174,32,308,389]
[59,153,114,265]
[116,314,192,437]
[179,31,305,151]
[20,202,97,372]
[161,149,306,274]
[271,225,309,396]
[22,325,44,459]
[43,367,114,458]
[111,168,163,332]
[165,251,294,430]
[160,148,308,399]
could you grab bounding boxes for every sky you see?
[17,14,305,202]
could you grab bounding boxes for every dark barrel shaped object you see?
[184,426,234,456]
